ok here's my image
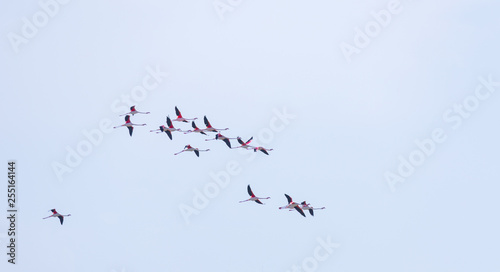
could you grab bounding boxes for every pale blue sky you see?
[1,0,500,271]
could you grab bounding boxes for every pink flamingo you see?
[300,201,325,216]
[239,185,270,204]
[279,194,306,217]
[150,116,183,140]
[120,105,150,116]
[174,145,210,157]
[205,133,236,148]
[183,121,208,135]
[113,115,146,136]
[231,136,255,150]
[254,146,274,155]
[172,106,197,123]
[203,116,229,133]
[43,209,71,225]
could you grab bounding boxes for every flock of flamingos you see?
[44,106,324,225]
[112,106,274,157]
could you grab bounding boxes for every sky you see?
[1,0,500,271]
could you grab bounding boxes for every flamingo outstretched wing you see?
[237,137,245,145]
[204,116,212,128]
[294,206,306,217]
[175,106,182,118]
[166,116,173,128]
[247,185,255,197]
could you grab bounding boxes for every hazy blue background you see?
[2,0,500,271]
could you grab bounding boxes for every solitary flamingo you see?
[300,201,325,216]
[231,136,255,150]
[279,194,306,217]
[254,146,274,155]
[150,116,183,140]
[239,185,270,205]
[120,105,150,116]
[172,106,198,123]
[43,209,71,225]
[113,115,146,136]
[205,133,236,148]
[174,145,210,157]
[183,121,208,135]
[203,116,229,133]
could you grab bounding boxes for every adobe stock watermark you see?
[51,65,167,183]
[339,0,404,63]
[286,235,340,272]
[213,0,244,21]
[385,74,500,192]
[178,107,296,225]
[7,0,71,53]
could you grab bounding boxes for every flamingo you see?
[120,105,150,116]
[300,201,325,216]
[150,116,183,140]
[239,185,270,205]
[172,106,198,123]
[183,121,208,135]
[279,194,306,217]
[113,115,146,136]
[174,145,210,157]
[254,146,274,155]
[205,133,236,148]
[231,136,255,150]
[203,116,229,133]
[43,209,71,225]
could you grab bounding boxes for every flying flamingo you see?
[113,115,146,136]
[150,116,183,140]
[300,201,325,216]
[120,105,150,116]
[174,145,210,157]
[254,146,274,155]
[231,136,255,150]
[279,194,306,217]
[203,116,229,133]
[205,133,236,148]
[183,121,208,135]
[239,185,270,205]
[172,106,198,123]
[43,209,71,225]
